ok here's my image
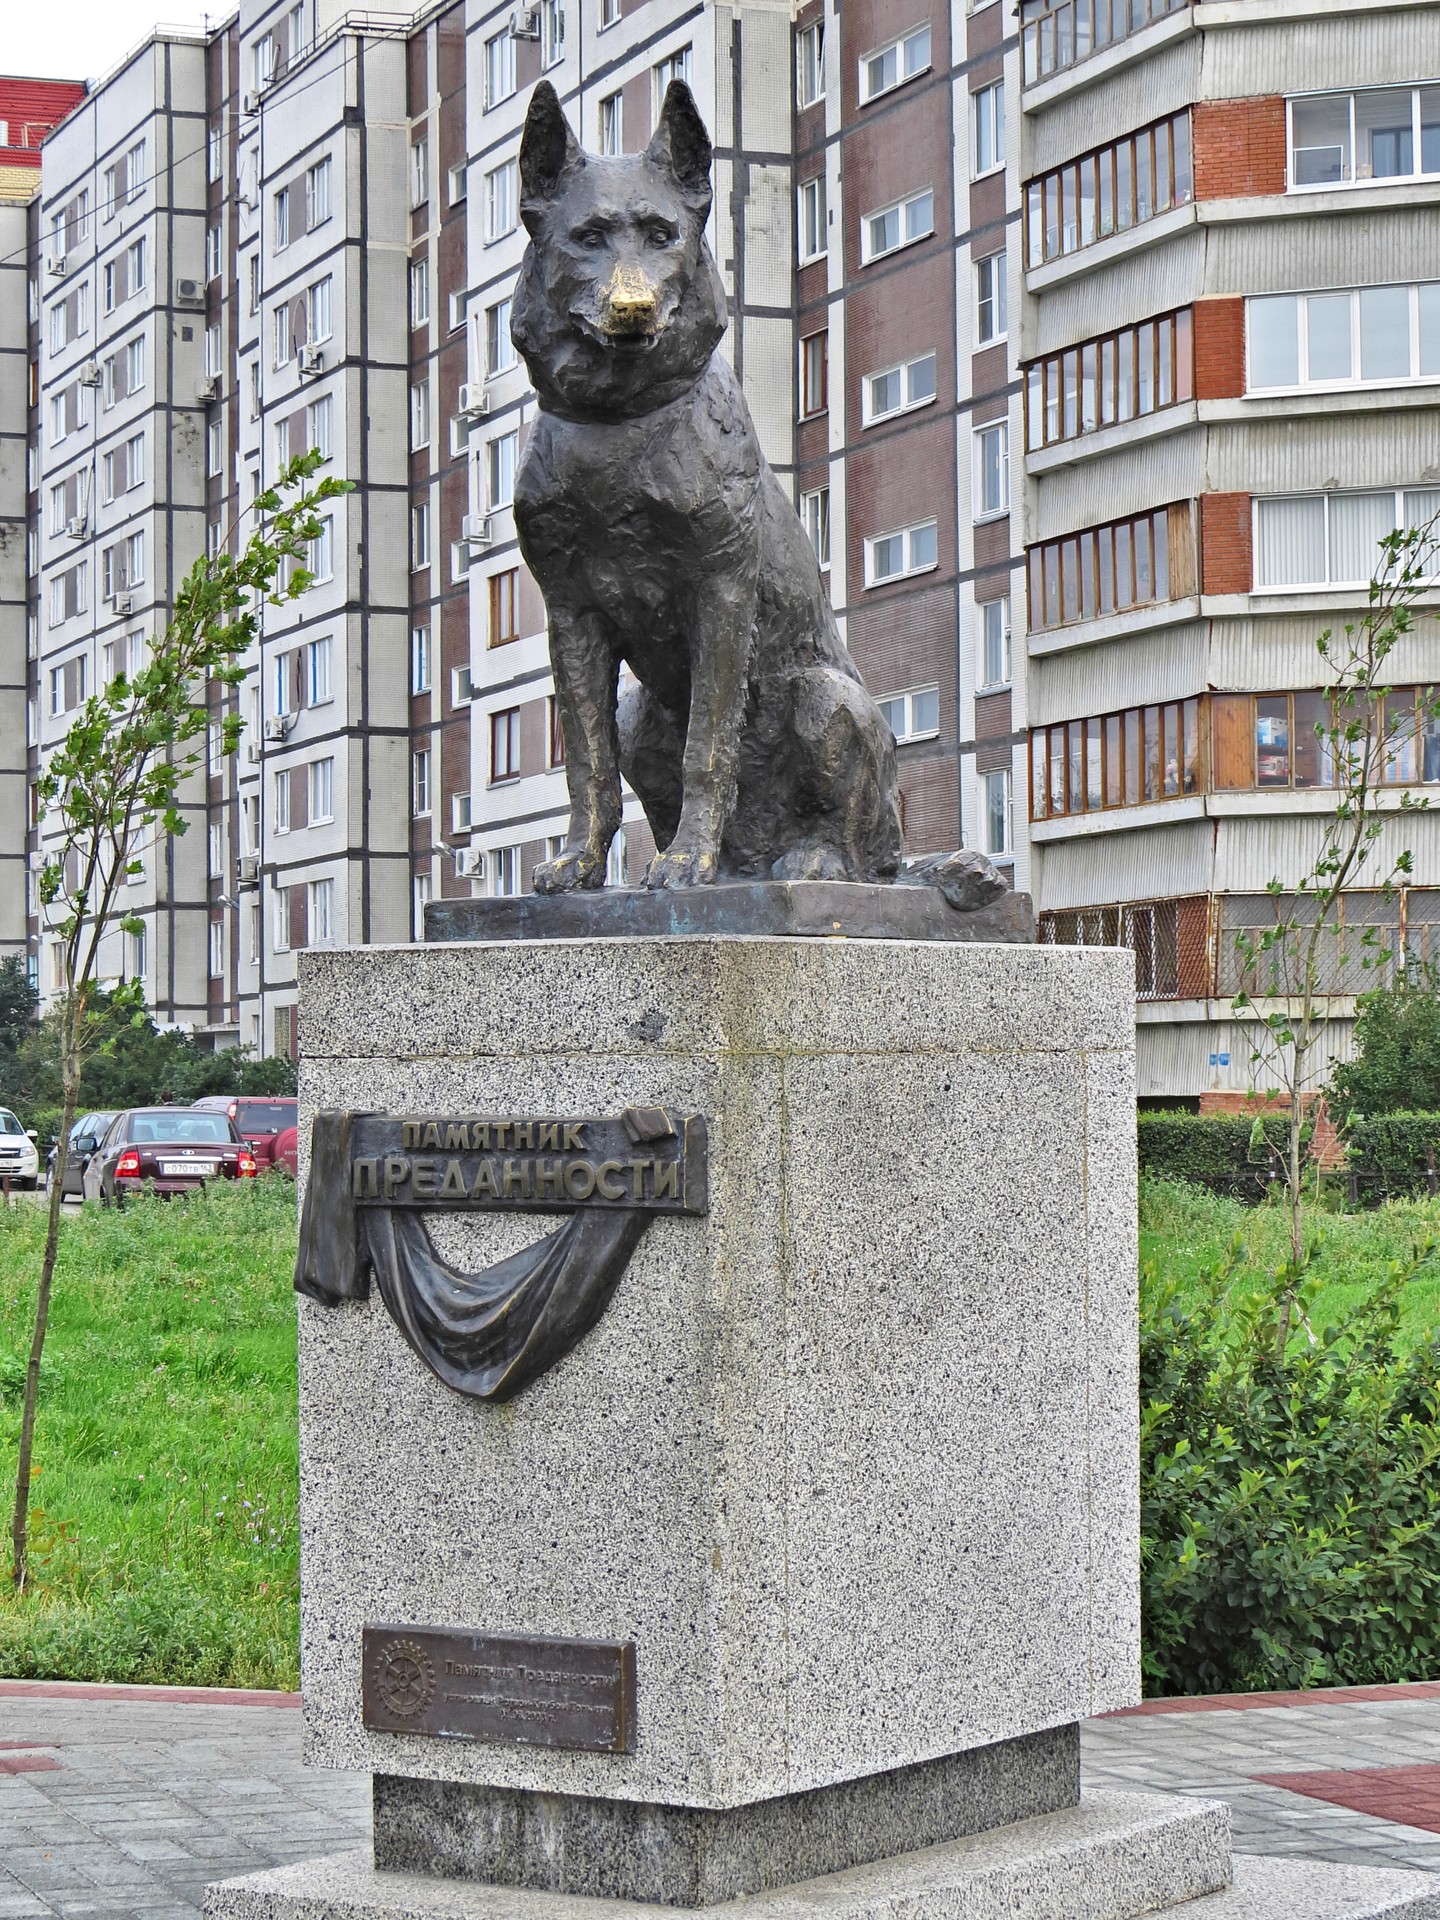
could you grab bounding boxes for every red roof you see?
[0,77,86,166]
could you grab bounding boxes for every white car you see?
[0,1110,40,1190]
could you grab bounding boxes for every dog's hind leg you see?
[533,607,623,894]
[617,681,685,854]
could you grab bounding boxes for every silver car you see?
[0,1110,40,1191]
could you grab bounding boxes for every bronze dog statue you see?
[512,79,908,893]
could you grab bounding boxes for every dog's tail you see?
[894,848,1008,914]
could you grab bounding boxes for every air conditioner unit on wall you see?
[246,741,261,763]
[242,91,261,116]
[298,345,323,375]
[46,255,67,278]
[65,515,87,540]
[237,853,260,886]
[113,594,132,614]
[77,361,101,387]
[461,514,494,549]
[454,848,485,879]
[264,714,295,741]
[458,383,488,419]
[198,374,220,402]
[510,9,541,40]
[175,277,205,307]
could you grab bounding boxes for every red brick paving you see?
[1107,1680,1440,1716]
[0,1752,61,1773]
[1256,1764,1440,1834]
[0,1678,300,1707]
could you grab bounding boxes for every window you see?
[448,162,467,206]
[979,597,1011,687]
[491,706,521,783]
[541,0,565,69]
[799,175,827,263]
[1289,87,1440,191]
[128,922,147,982]
[275,185,291,250]
[981,770,1012,857]
[412,749,432,816]
[599,91,623,156]
[1030,697,1202,820]
[101,533,144,600]
[488,431,518,508]
[1248,284,1440,391]
[205,322,222,377]
[207,419,224,476]
[411,501,431,570]
[974,422,1009,518]
[654,46,692,113]
[486,160,518,241]
[862,188,934,264]
[877,685,940,744]
[798,22,825,108]
[48,653,88,716]
[308,393,333,460]
[208,121,224,182]
[305,634,333,704]
[273,765,292,836]
[601,0,620,25]
[976,250,1007,345]
[249,254,261,314]
[492,845,522,896]
[410,625,432,693]
[413,872,433,937]
[409,258,430,328]
[801,487,830,568]
[254,32,276,91]
[306,516,333,584]
[974,82,1005,178]
[860,24,931,103]
[1021,0,1186,88]
[305,158,332,228]
[452,791,473,833]
[308,276,333,344]
[1254,488,1440,591]
[865,519,938,587]
[410,380,431,449]
[206,223,223,281]
[490,569,520,645]
[548,696,566,767]
[863,350,936,426]
[209,918,226,979]
[449,290,468,333]
[126,335,145,394]
[1026,111,1192,267]
[486,297,516,374]
[410,135,429,209]
[310,757,334,822]
[800,332,828,417]
[486,30,516,108]
[452,664,475,706]
[1027,503,1187,632]
[1026,307,1193,449]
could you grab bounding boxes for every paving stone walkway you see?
[1,1679,1439,1918]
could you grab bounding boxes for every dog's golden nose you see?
[603,264,658,333]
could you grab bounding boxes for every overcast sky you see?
[10,2,211,85]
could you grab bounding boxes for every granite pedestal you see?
[204,927,1438,1920]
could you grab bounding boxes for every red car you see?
[81,1108,258,1204]
[193,1096,298,1172]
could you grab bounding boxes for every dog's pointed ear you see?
[520,81,583,215]
[646,80,712,199]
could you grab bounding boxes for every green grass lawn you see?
[1139,1174,1440,1343]
[0,1178,299,1688]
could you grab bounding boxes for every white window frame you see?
[877,685,941,745]
[410,135,429,209]
[859,24,932,105]
[861,187,934,265]
[864,519,939,588]
[973,80,1005,179]
[800,486,830,568]
[600,0,620,26]
[410,380,431,450]
[981,768,1013,857]
[1246,282,1440,393]
[978,596,1012,690]
[653,46,693,116]
[973,420,1010,521]
[305,157,332,229]
[309,877,335,946]
[485,29,516,110]
[410,624,432,693]
[409,257,430,328]
[862,350,938,427]
[976,249,1007,346]
[599,91,623,157]
[309,756,335,823]
[412,748,432,816]
[798,174,827,264]
[488,430,518,510]
[797,21,825,109]
[485,160,518,243]
[1253,487,1440,592]
[1287,86,1440,195]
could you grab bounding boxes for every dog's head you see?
[511,80,729,422]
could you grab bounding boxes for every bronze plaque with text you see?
[362,1625,636,1753]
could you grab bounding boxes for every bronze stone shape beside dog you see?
[510,79,1007,917]
[295,1107,707,1402]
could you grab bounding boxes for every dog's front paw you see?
[533,844,608,893]
[644,843,721,890]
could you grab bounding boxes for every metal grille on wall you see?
[1038,898,1194,1000]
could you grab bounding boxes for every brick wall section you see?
[1201,492,1253,595]
[1194,297,1246,400]
[1193,98,1287,201]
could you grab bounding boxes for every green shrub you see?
[1137,1113,1295,1202]
[1331,969,1440,1119]
[1346,1111,1440,1198]
[1140,1243,1440,1694]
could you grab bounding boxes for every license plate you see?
[160,1161,216,1177]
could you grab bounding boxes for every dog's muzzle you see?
[601,264,659,336]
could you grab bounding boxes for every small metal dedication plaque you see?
[362,1625,636,1753]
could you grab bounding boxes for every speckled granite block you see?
[371,1727,1078,1905]
[1185,1855,1440,1918]
[295,938,1138,1810]
[205,1792,1230,1920]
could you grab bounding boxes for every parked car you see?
[0,1109,40,1191]
[193,1095,298,1172]
[81,1108,258,1205]
[47,1111,118,1198]
[271,1124,298,1178]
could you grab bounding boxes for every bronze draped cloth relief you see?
[295,1108,708,1403]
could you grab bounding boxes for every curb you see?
[0,1678,301,1707]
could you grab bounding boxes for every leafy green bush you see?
[1345,1112,1440,1197]
[1137,1113,1295,1202]
[1331,968,1440,1119]
[1141,1240,1440,1694]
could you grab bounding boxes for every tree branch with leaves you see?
[10,451,351,1589]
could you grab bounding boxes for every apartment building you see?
[8,1,1440,1098]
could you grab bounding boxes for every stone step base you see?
[206,1790,1229,1920]
[1192,1855,1440,1918]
